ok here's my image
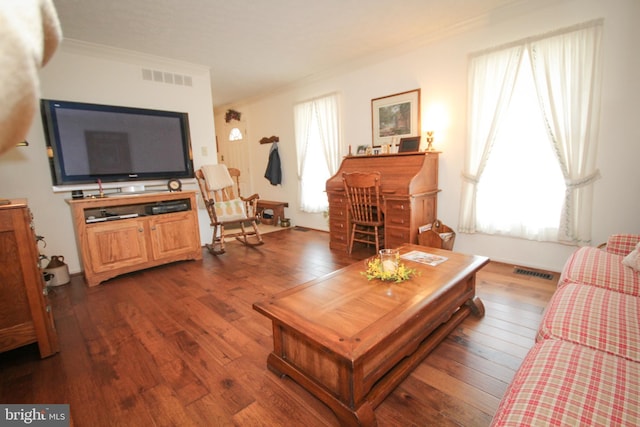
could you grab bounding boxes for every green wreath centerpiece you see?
[362,257,419,283]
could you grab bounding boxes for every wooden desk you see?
[326,152,439,252]
[253,244,488,426]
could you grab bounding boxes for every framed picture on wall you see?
[371,89,420,147]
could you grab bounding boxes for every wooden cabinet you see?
[326,152,439,251]
[68,191,202,286]
[327,192,350,249]
[85,219,149,274]
[0,200,59,357]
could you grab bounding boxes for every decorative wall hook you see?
[260,136,280,144]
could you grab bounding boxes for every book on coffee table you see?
[401,250,448,266]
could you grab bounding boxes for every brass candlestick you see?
[425,131,435,151]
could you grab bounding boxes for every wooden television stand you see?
[67,191,202,287]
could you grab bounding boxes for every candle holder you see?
[425,131,435,151]
[362,250,418,283]
[379,249,399,274]
[97,179,106,198]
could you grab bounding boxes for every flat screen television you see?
[40,99,194,191]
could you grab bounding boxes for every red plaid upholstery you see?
[491,340,640,426]
[606,234,640,256]
[493,235,640,426]
[537,282,640,362]
[559,246,640,296]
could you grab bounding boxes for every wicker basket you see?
[260,210,276,225]
[417,220,456,250]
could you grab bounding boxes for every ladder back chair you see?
[196,164,263,255]
[342,171,385,254]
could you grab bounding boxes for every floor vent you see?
[294,226,309,232]
[513,267,554,280]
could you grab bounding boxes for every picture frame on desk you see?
[371,89,421,147]
[356,145,368,155]
[398,136,421,153]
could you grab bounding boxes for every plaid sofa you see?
[491,234,640,426]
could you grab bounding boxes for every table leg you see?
[266,352,377,426]
[465,296,485,317]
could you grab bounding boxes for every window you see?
[228,127,243,141]
[459,21,603,244]
[294,93,341,213]
[475,49,566,241]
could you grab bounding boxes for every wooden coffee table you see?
[253,244,489,426]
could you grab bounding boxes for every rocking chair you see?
[196,164,263,254]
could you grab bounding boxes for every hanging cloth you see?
[264,142,282,185]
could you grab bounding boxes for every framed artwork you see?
[398,136,421,153]
[371,89,420,147]
[356,145,368,155]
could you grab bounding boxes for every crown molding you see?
[60,39,211,75]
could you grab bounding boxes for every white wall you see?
[1,0,637,276]
[216,0,640,272]
[0,40,218,273]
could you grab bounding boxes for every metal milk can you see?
[44,255,70,286]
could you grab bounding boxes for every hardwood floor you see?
[0,228,559,426]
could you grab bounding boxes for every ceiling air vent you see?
[141,68,192,87]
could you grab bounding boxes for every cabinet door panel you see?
[86,220,148,273]
[148,212,200,260]
[0,230,32,327]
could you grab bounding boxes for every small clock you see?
[167,179,182,192]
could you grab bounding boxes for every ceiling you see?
[52,0,534,108]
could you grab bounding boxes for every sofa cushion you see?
[622,242,640,272]
[491,340,640,426]
[559,246,640,296]
[537,282,640,362]
[606,234,640,257]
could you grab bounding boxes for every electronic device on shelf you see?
[145,201,190,215]
[85,213,139,223]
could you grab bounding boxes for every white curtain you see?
[458,45,523,232]
[294,93,341,212]
[294,101,312,180]
[460,20,603,244]
[314,94,341,176]
[529,21,603,244]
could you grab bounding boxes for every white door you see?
[218,116,252,195]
